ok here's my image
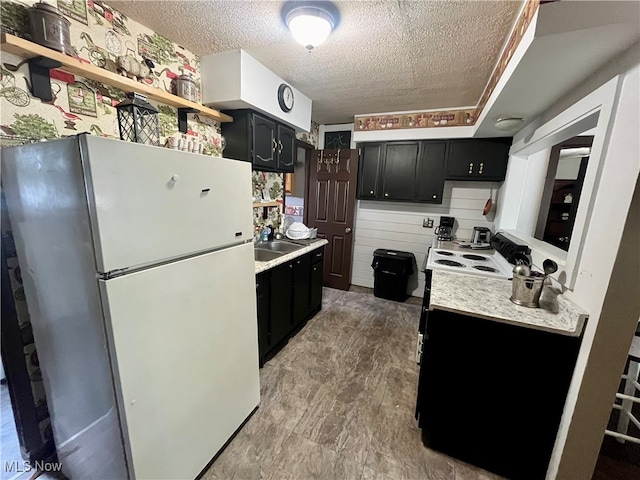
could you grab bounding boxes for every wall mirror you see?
[535,136,594,251]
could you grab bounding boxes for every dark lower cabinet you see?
[255,272,270,363]
[416,309,581,480]
[269,262,294,348]
[256,246,325,365]
[292,253,311,328]
[310,250,324,313]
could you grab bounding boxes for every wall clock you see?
[278,83,294,112]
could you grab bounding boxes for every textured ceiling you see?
[109,0,523,125]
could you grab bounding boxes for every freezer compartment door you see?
[99,243,259,480]
[81,136,253,273]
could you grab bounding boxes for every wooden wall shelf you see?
[0,33,232,125]
[253,201,280,219]
[252,202,280,208]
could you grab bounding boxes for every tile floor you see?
[202,287,503,480]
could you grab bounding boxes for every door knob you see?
[345,227,352,234]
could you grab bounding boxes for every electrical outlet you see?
[423,218,434,228]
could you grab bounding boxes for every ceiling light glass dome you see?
[285,4,337,51]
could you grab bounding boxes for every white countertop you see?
[429,270,588,337]
[254,239,328,274]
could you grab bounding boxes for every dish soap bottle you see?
[260,227,270,242]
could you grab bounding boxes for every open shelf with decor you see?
[0,33,232,132]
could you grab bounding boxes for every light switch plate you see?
[423,218,434,228]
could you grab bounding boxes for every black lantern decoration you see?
[115,92,160,146]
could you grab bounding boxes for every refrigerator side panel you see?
[1,139,129,478]
[80,136,254,273]
[99,242,259,480]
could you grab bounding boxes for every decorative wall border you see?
[354,0,540,132]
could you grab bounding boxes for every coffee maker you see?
[435,216,455,241]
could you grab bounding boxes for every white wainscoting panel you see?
[351,182,498,297]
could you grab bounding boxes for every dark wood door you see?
[306,149,359,290]
[415,141,447,203]
[255,271,270,364]
[446,139,478,179]
[277,125,296,173]
[292,253,311,327]
[357,143,383,199]
[269,261,293,346]
[382,142,420,200]
[252,113,277,171]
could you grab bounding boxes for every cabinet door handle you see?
[272,138,277,152]
[296,260,300,264]
[315,252,322,257]
[289,264,293,269]
[369,190,374,195]
[479,162,484,174]
[469,162,473,174]
[278,140,283,154]
[384,193,389,197]
[432,195,437,199]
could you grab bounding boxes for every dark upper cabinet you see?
[357,141,445,203]
[446,140,478,178]
[277,124,296,172]
[382,142,420,201]
[415,141,448,203]
[253,114,277,170]
[357,143,383,200]
[446,138,511,181]
[221,109,295,173]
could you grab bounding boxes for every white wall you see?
[493,42,640,479]
[200,50,312,132]
[351,182,497,297]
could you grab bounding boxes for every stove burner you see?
[435,259,465,268]
[462,254,488,261]
[435,251,455,256]
[473,265,498,273]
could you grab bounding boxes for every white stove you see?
[426,240,513,279]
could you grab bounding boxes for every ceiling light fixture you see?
[283,1,338,51]
[494,116,524,131]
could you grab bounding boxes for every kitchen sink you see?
[255,240,305,254]
[254,249,283,262]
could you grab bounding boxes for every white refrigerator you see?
[2,135,260,479]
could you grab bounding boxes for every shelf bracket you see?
[177,108,198,133]
[28,56,62,102]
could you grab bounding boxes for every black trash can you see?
[371,249,415,302]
